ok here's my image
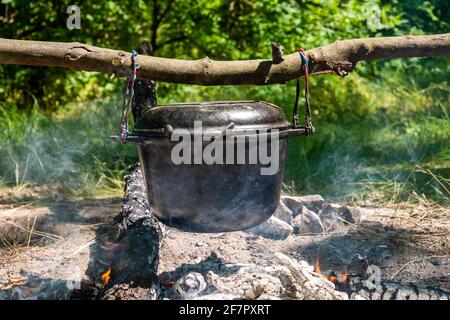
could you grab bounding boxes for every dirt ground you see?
[0,186,449,298]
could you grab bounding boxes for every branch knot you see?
[271,42,284,64]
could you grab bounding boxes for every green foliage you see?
[0,0,448,202]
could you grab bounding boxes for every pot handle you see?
[285,125,315,138]
[110,134,142,144]
[292,49,315,136]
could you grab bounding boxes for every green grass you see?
[0,99,137,196]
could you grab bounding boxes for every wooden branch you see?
[0,33,449,85]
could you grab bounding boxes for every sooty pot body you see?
[137,138,287,232]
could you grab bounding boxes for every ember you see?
[101,267,112,285]
[313,256,349,288]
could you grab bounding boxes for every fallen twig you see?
[27,215,37,248]
[390,254,450,280]
[0,217,62,241]
[0,202,34,216]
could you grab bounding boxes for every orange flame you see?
[328,275,337,282]
[314,256,321,274]
[314,256,350,288]
[101,267,112,285]
[313,256,329,280]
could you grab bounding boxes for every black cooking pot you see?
[114,101,311,232]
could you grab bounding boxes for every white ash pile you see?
[161,251,449,300]
[163,252,449,300]
[164,252,348,300]
[247,195,361,240]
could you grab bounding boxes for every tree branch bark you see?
[0,33,448,85]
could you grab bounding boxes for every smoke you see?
[0,98,136,192]
[284,116,449,203]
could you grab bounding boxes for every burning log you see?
[80,164,162,300]
[77,41,162,300]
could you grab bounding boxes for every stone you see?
[346,206,362,223]
[319,203,363,232]
[281,195,325,215]
[247,216,293,240]
[291,206,324,235]
[321,203,360,224]
[319,210,346,233]
[273,201,294,224]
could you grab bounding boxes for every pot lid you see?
[132,100,291,137]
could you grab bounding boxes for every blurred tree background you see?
[0,0,448,204]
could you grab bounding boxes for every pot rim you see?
[110,126,311,144]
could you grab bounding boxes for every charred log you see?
[76,164,161,300]
[103,164,161,299]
